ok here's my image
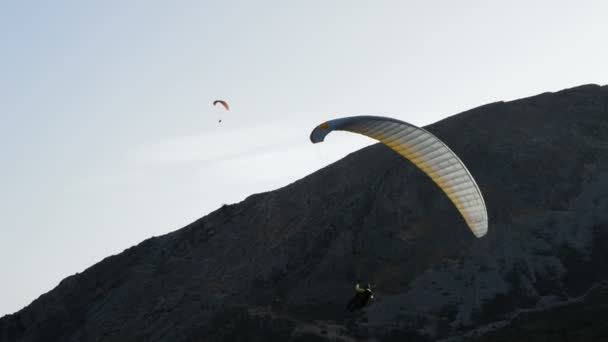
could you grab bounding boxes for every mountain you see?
[2,84,608,342]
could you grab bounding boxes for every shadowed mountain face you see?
[2,84,608,342]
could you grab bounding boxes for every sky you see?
[1,0,607,316]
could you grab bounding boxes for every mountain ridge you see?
[2,83,608,341]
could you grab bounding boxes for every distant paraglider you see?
[213,100,230,123]
[310,115,488,238]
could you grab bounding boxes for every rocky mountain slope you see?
[2,84,608,341]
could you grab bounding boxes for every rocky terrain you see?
[2,84,608,341]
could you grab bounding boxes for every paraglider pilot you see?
[346,283,374,312]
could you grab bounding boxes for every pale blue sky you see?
[1,1,607,315]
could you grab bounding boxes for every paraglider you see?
[311,115,488,313]
[310,115,488,238]
[213,100,230,123]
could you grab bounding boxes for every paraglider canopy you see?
[213,100,230,111]
[310,115,488,238]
